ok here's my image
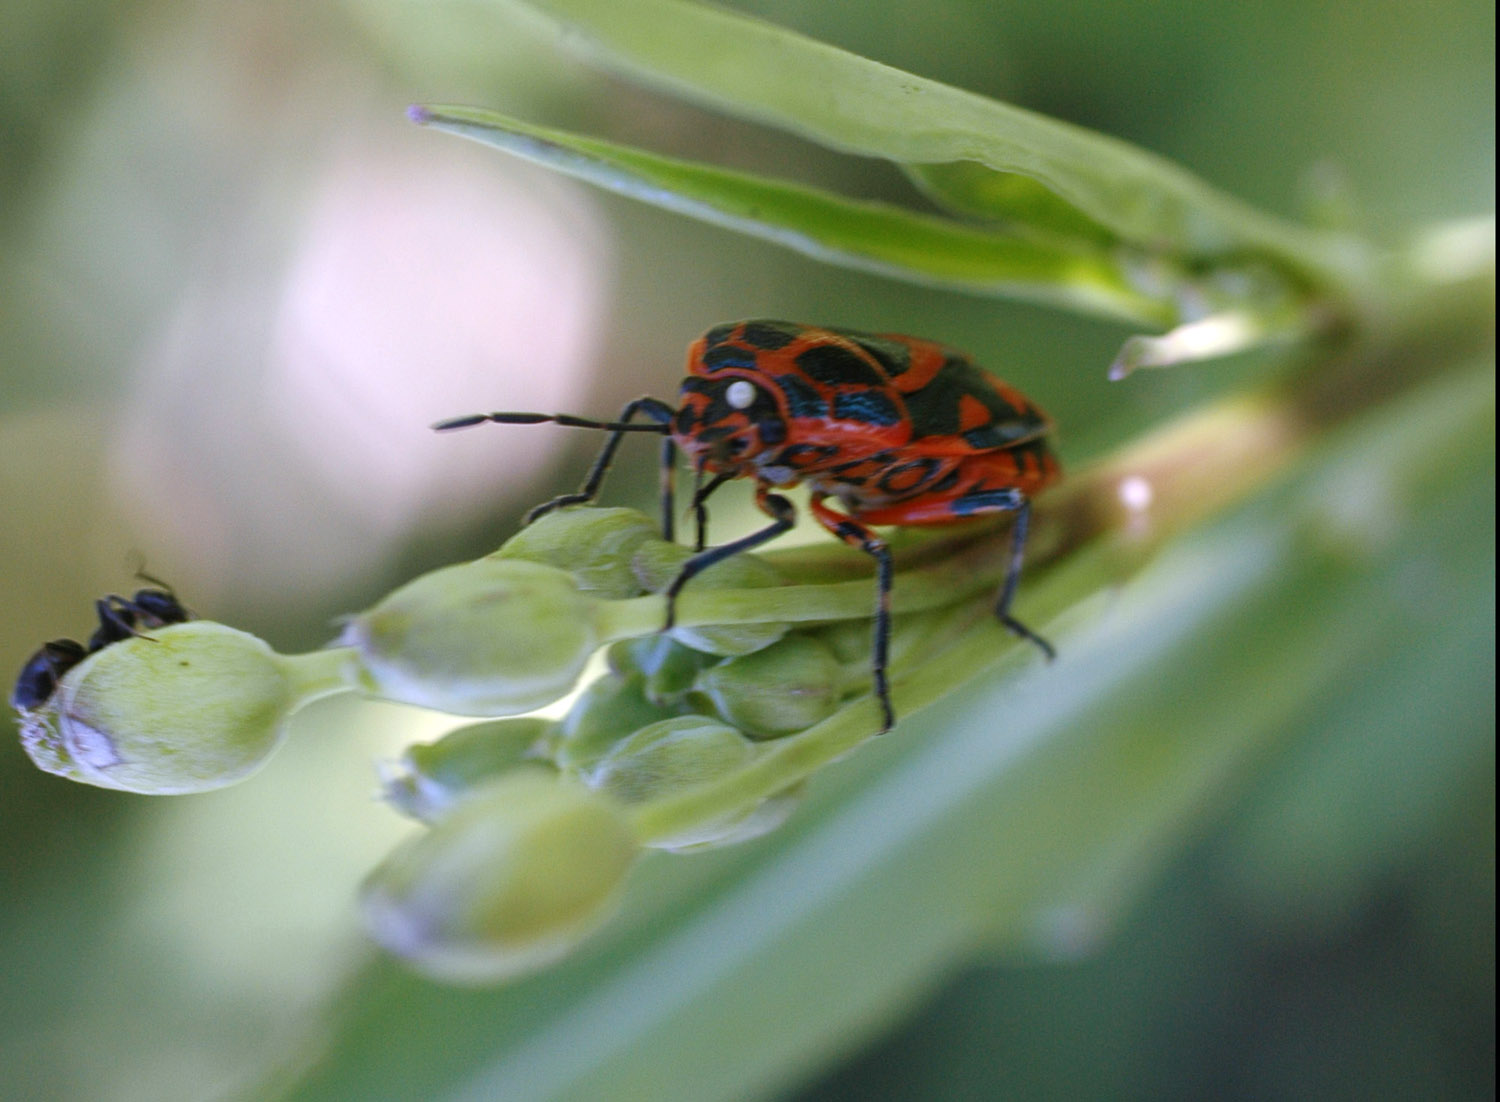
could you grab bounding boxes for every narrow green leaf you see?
[903,161,1118,245]
[409,105,1172,325]
[512,0,1359,282]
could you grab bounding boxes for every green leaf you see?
[409,105,1171,325]
[511,0,1358,281]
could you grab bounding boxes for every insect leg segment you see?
[993,500,1055,660]
[478,398,678,534]
[88,597,142,651]
[662,487,797,630]
[689,471,735,552]
[809,494,896,733]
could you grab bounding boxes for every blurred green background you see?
[1,1,1491,1100]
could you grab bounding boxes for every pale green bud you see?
[552,672,677,774]
[361,772,639,983]
[631,540,789,656]
[691,634,843,738]
[381,718,554,822]
[19,623,293,795]
[492,507,659,599]
[606,635,716,705]
[347,559,598,716]
[581,715,790,850]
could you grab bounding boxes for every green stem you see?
[276,647,358,710]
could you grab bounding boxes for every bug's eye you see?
[726,380,756,410]
[727,437,750,455]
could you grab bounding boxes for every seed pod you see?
[581,715,799,850]
[381,718,554,823]
[361,772,639,983]
[492,508,659,598]
[19,622,294,794]
[691,634,844,738]
[552,671,679,773]
[347,559,599,716]
[606,635,717,706]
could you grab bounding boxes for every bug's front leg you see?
[808,494,896,734]
[522,397,679,537]
[662,486,797,629]
[432,397,678,538]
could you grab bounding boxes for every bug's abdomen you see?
[832,441,1060,527]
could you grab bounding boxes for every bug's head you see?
[673,374,788,474]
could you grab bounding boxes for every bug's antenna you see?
[433,412,671,434]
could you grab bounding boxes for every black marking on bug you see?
[929,467,962,495]
[904,357,1038,443]
[795,344,885,389]
[773,374,829,420]
[701,323,739,348]
[738,321,800,350]
[756,417,788,447]
[833,389,902,427]
[776,442,842,468]
[700,345,759,373]
[877,457,944,496]
[843,332,913,376]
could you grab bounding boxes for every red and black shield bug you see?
[11,576,193,713]
[436,320,1061,732]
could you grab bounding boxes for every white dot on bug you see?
[726,380,756,409]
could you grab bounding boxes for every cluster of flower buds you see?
[13,507,1013,980]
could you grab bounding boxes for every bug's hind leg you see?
[993,500,1055,660]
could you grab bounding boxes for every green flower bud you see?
[381,718,554,822]
[631,540,789,657]
[361,772,639,983]
[553,672,678,773]
[814,617,873,665]
[492,508,659,599]
[582,715,787,850]
[606,635,717,705]
[19,623,293,794]
[347,559,598,716]
[691,634,844,738]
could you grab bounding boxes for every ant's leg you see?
[87,597,139,651]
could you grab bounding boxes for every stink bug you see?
[10,577,193,713]
[437,320,1060,732]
